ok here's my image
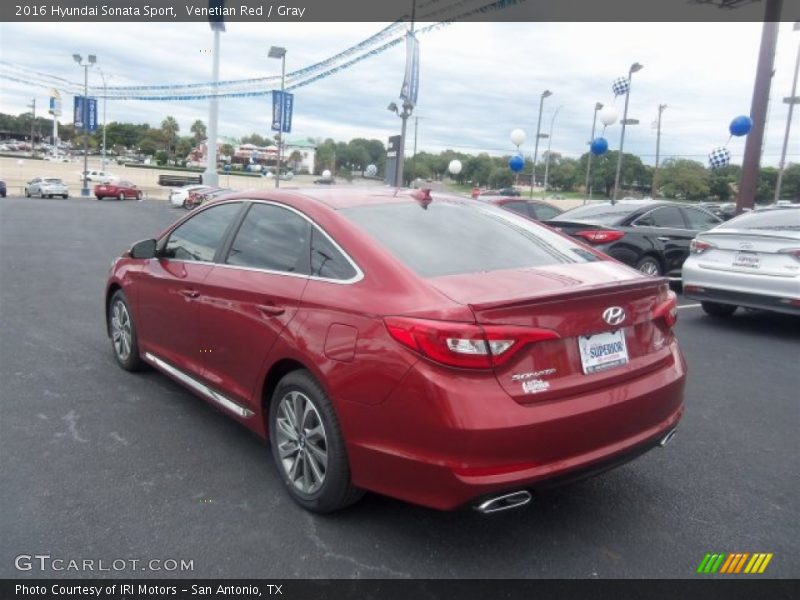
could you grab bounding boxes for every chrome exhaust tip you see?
[473,490,532,514]
[659,428,678,447]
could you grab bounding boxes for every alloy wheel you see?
[110,300,132,361]
[275,390,328,495]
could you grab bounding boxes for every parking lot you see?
[0,195,797,579]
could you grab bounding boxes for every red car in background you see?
[184,187,233,209]
[105,188,685,513]
[95,181,142,201]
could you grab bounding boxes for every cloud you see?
[1,21,797,166]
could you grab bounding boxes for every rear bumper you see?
[683,261,800,315]
[340,341,686,510]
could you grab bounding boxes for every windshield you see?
[718,208,800,231]
[341,200,597,278]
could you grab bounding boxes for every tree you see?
[220,144,235,159]
[780,163,800,201]
[288,150,303,171]
[160,116,180,156]
[756,167,778,204]
[707,165,741,202]
[190,120,206,144]
[241,133,269,146]
[657,159,709,200]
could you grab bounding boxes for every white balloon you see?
[599,107,618,127]
[510,128,526,147]
[322,169,332,179]
[448,159,462,175]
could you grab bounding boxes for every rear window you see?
[719,208,800,231]
[554,203,642,225]
[341,201,595,278]
[44,178,63,184]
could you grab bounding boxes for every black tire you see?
[62,195,68,199]
[701,301,737,318]
[108,290,146,371]
[269,370,364,513]
[25,189,30,197]
[118,192,125,201]
[635,255,662,276]
[136,191,142,201]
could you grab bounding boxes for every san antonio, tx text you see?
[16,584,281,596]
[18,4,307,18]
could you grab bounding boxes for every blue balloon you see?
[508,154,524,173]
[590,137,609,155]
[729,115,753,137]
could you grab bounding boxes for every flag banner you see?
[73,96,85,128]
[87,98,98,131]
[271,90,283,132]
[282,92,294,133]
[400,31,419,107]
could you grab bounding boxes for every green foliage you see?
[154,150,169,165]
[190,119,206,144]
[780,163,800,201]
[657,159,709,200]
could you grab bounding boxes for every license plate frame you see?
[733,252,760,269]
[578,329,629,375]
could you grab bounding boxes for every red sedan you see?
[105,188,685,513]
[95,181,142,201]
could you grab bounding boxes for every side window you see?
[682,207,721,231]
[643,207,686,228]
[532,204,562,220]
[502,201,532,217]
[311,227,357,280]
[226,203,310,274]
[164,202,242,262]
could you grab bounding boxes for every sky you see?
[0,20,799,167]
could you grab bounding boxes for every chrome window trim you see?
[225,199,365,285]
[157,198,365,285]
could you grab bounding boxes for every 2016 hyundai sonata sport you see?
[105,188,686,513]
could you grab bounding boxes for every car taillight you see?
[653,290,678,329]
[384,316,559,370]
[779,247,800,262]
[574,229,625,244]
[690,239,715,254]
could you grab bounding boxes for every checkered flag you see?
[708,146,731,169]
[612,77,630,96]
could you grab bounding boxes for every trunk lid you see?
[696,230,800,278]
[428,262,676,404]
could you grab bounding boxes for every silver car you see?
[25,177,70,199]
[683,206,800,317]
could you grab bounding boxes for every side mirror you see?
[130,238,157,259]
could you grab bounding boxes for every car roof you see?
[224,186,470,210]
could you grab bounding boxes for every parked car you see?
[314,177,335,185]
[79,169,118,184]
[44,155,71,163]
[169,184,211,208]
[484,197,563,221]
[25,177,69,199]
[0,179,6,198]
[683,206,800,317]
[546,201,722,278]
[482,187,522,197]
[699,202,737,221]
[95,181,142,201]
[185,187,233,209]
[105,189,685,513]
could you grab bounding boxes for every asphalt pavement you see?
[0,196,797,579]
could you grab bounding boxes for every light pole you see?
[652,103,667,198]
[529,90,552,198]
[411,115,424,184]
[775,21,800,203]
[584,102,603,204]
[543,105,562,193]
[387,102,413,187]
[204,21,223,188]
[73,53,96,197]
[612,62,643,203]
[98,68,111,169]
[269,45,287,189]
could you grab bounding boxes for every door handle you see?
[178,289,199,299]
[257,304,286,317]
[657,236,672,242]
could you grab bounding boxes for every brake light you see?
[575,229,625,244]
[690,239,715,254]
[653,291,678,329]
[384,316,559,370]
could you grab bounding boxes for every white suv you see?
[79,170,118,183]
